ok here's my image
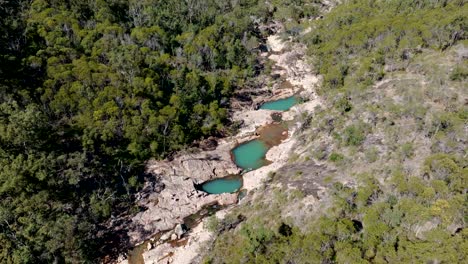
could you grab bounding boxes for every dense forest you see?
[0,0,284,262]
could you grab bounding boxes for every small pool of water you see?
[200,177,242,194]
[257,123,288,147]
[232,140,269,171]
[260,96,298,111]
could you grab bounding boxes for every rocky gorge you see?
[118,26,324,264]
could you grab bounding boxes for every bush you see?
[329,152,344,162]
[365,146,379,163]
[343,123,367,146]
[204,215,220,233]
[424,154,461,181]
[334,96,353,114]
[449,65,468,81]
[400,142,414,160]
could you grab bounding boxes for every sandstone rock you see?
[218,194,239,206]
[174,224,186,239]
[160,232,171,241]
[117,254,127,263]
[128,175,238,244]
[267,35,286,52]
[147,139,241,183]
[142,216,218,264]
[447,222,463,235]
[415,219,440,240]
[232,109,274,137]
[455,45,468,59]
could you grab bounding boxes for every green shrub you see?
[400,142,414,160]
[365,146,379,163]
[204,215,220,233]
[329,152,344,162]
[343,123,367,146]
[449,65,468,81]
[424,154,461,181]
[334,96,353,113]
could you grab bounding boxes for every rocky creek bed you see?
[118,30,322,264]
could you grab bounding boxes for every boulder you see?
[174,224,186,239]
[199,137,218,151]
[415,219,440,240]
[447,223,463,235]
[159,232,171,241]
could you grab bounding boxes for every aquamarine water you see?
[201,177,242,194]
[259,96,298,111]
[232,140,268,171]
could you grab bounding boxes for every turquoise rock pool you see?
[231,123,288,172]
[231,140,269,171]
[259,96,298,111]
[200,176,242,194]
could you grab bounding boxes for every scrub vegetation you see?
[204,0,467,263]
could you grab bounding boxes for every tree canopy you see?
[0,0,273,262]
